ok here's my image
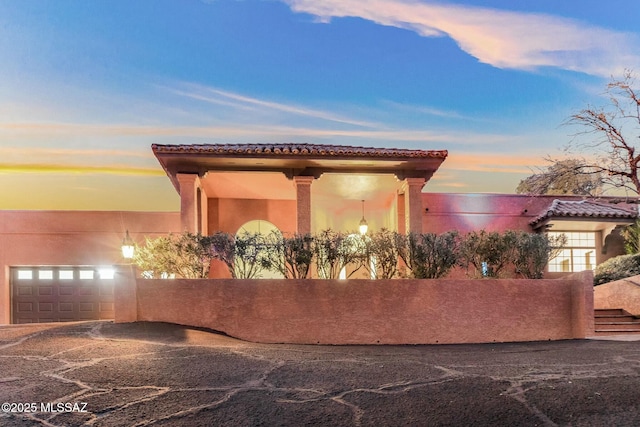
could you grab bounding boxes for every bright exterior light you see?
[359,218,368,235]
[121,230,135,259]
[359,200,368,235]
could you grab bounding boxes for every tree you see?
[516,158,603,196]
[563,70,640,195]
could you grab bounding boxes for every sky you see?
[1,0,640,211]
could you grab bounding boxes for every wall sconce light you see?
[121,230,135,259]
[359,200,368,235]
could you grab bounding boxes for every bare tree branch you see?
[562,70,640,195]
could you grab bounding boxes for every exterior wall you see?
[120,271,594,345]
[0,210,181,324]
[594,275,640,315]
[421,193,564,234]
[207,198,297,235]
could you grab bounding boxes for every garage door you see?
[11,267,115,324]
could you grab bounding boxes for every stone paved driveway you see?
[1,321,640,426]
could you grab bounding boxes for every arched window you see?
[235,220,284,279]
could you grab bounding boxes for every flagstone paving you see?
[1,321,639,426]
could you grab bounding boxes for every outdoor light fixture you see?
[121,230,135,259]
[359,200,368,235]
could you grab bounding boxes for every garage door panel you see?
[59,286,74,296]
[79,302,96,312]
[16,286,33,296]
[38,302,54,312]
[58,302,74,312]
[17,302,34,313]
[100,302,114,312]
[38,286,54,296]
[11,267,115,324]
[78,287,97,296]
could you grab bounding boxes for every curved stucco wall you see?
[594,275,640,315]
[122,272,594,345]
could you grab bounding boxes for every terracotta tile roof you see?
[530,199,638,227]
[152,143,448,159]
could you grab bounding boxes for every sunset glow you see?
[1,1,639,210]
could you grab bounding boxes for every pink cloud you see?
[283,0,640,76]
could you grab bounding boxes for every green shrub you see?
[594,254,640,286]
[314,229,365,279]
[232,231,271,279]
[458,230,518,278]
[513,232,566,279]
[133,232,214,279]
[264,232,314,279]
[362,229,404,279]
[621,220,640,254]
[397,231,459,279]
[208,231,273,279]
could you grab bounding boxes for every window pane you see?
[548,249,572,273]
[17,270,33,280]
[38,270,53,280]
[59,270,74,280]
[573,249,596,271]
[79,270,94,280]
[547,231,597,273]
[98,268,115,280]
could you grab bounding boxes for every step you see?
[594,309,640,335]
[595,315,639,323]
[595,322,640,331]
[595,309,628,316]
[594,329,640,335]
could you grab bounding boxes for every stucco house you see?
[1,142,638,325]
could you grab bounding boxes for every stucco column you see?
[293,176,314,235]
[402,177,426,234]
[114,264,138,323]
[176,173,199,233]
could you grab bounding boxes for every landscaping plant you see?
[133,232,215,279]
[594,253,640,285]
[458,230,518,278]
[362,228,403,279]
[314,229,365,279]
[621,219,640,254]
[232,231,272,279]
[397,231,459,279]
[264,231,314,279]
[513,232,566,279]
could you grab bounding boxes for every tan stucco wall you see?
[124,272,594,344]
[0,210,180,324]
[594,275,640,315]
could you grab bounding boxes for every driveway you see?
[1,321,639,426]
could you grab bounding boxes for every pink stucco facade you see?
[422,193,581,233]
[0,210,180,324]
[118,271,594,345]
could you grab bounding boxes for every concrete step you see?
[595,315,640,323]
[595,322,640,331]
[594,329,640,335]
[595,308,628,316]
[594,309,640,335]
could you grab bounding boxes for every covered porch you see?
[152,143,448,238]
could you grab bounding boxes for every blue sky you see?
[1,0,639,210]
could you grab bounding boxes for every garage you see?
[10,267,115,324]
